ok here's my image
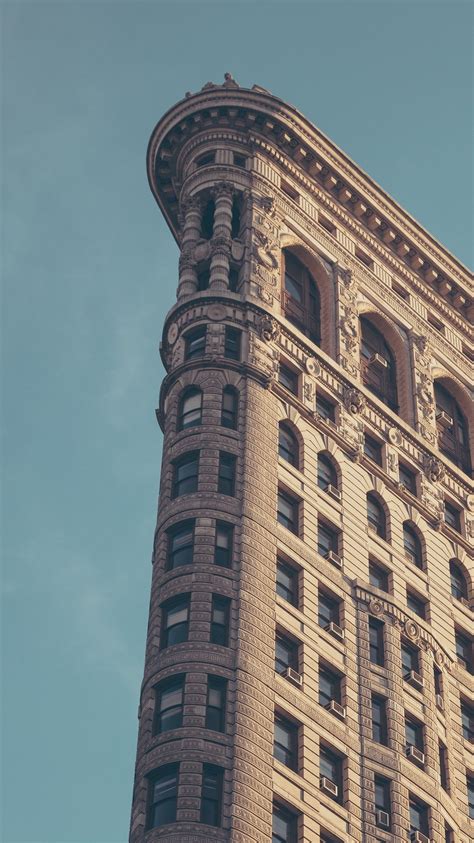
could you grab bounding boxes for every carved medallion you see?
[387,426,402,445]
[404,620,419,641]
[344,387,366,415]
[305,357,321,376]
[368,598,384,616]
[207,304,226,322]
[167,323,179,346]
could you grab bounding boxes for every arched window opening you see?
[317,453,339,498]
[231,197,241,239]
[450,560,468,602]
[367,493,386,540]
[201,199,215,240]
[282,250,321,345]
[434,382,471,474]
[178,388,202,431]
[221,387,238,429]
[360,317,398,412]
[403,523,423,569]
[278,423,299,468]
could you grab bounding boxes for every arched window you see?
[278,423,299,468]
[367,493,386,540]
[450,560,468,602]
[403,522,423,569]
[317,453,338,492]
[221,387,238,429]
[177,388,202,430]
[282,250,321,345]
[434,382,471,474]
[360,317,398,411]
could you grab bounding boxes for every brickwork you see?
[130,76,473,842]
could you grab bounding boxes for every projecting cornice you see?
[147,75,473,321]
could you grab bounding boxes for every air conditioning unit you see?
[325,700,346,719]
[324,549,342,568]
[436,410,453,428]
[404,669,424,690]
[324,483,341,501]
[376,810,390,829]
[283,666,303,687]
[325,621,344,641]
[406,745,425,764]
[410,832,430,843]
[368,353,388,368]
[435,693,444,711]
[320,776,338,797]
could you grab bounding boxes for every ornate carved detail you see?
[304,378,315,402]
[387,426,402,445]
[210,235,232,257]
[368,598,384,616]
[305,357,321,376]
[466,494,474,512]
[257,314,280,342]
[193,240,211,262]
[404,619,419,641]
[257,195,276,216]
[178,245,196,272]
[344,387,366,415]
[335,265,355,288]
[416,373,434,419]
[207,304,227,322]
[423,455,445,483]
[211,181,234,200]
[167,323,179,346]
[339,314,359,352]
[252,229,279,269]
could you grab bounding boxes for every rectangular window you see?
[318,213,337,235]
[371,695,388,745]
[316,393,336,422]
[167,521,194,569]
[272,802,298,843]
[409,795,430,836]
[401,642,420,676]
[279,363,298,395]
[317,520,339,558]
[224,326,241,360]
[276,559,299,607]
[274,713,298,770]
[364,433,383,466]
[233,153,247,168]
[318,590,340,628]
[461,700,474,742]
[200,764,223,827]
[277,489,299,534]
[369,560,389,592]
[275,632,298,674]
[214,522,233,567]
[154,675,185,734]
[221,387,238,429]
[369,617,385,666]
[455,629,473,673]
[196,151,215,168]
[320,745,343,804]
[185,326,206,360]
[161,595,190,648]
[445,501,461,532]
[218,452,236,496]
[147,764,179,829]
[205,676,227,732]
[439,742,448,790]
[434,666,443,697]
[355,247,374,269]
[319,665,342,707]
[399,463,417,494]
[374,775,391,828]
[407,590,426,620]
[172,451,199,498]
[405,715,424,753]
[211,595,230,646]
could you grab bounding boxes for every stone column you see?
[177,195,201,299]
[210,182,233,291]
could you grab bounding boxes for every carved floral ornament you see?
[364,593,452,671]
[423,454,446,483]
[257,314,280,342]
[344,386,366,415]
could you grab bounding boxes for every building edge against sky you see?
[129,75,473,842]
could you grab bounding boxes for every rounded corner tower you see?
[130,74,474,843]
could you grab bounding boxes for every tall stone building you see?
[130,76,473,843]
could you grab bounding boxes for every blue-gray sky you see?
[2,2,472,841]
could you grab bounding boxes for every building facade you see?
[129,75,473,843]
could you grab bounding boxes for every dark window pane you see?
[369,561,389,591]
[445,501,461,532]
[178,388,202,430]
[403,523,423,568]
[316,394,335,422]
[401,642,419,675]
[185,327,206,360]
[148,764,179,828]
[434,382,471,474]
[275,633,298,673]
[467,774,474,819]
[172,452,199,497]
[161,596,190,648]
[364,434,382,465]
[279,423,299,467]
[318,591,340,628]
[272,803,298,843]
[409,796,429,835]
[154,676,185,734]
[372,695,388,745]
[200,764,223,827]
[320,746,342,803]
[218,452,236,496]
[461,700,474,742]
[221,387,238,429]
[405,717,424,751]
[450,561,467,600]
[224,327,241,360]
[399,463,417,494]
[369,618,385,666]
[319,666,341,707]
[276,560,298,606]
[167,522,194,569]
[274,715,298,770]
[277,491,298,533]
[279,364,298,395]
[200,199,215,238]
[360,317,398,411]
[206,676,227,732]
[367,494,386,539]
[215,522,233,567]
[317,454,337,490]
[211,596,230,646]
[455,630,473,673]
[282,251,321,344]
[407,591,426,619]
[317,521,338,557]
[374,776,391,813]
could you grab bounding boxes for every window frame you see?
[172,451,199,498]
[277,489,299,534]
[319,744,343,804]
[161,595,190,649]
[317,453,338,491]
[278,363,299,395]
[205,675,227,733]
[177,387,202,431]
[214,521,233,568]
[167,521,195,570]
[360,316,398,411]
[275,631,299,674]
[279,422,299,468]
[371,694,388,745]
[276,558,299,607]
[200,764,223,827]
[153,674,185,735]
[282,250,321,345]
[273,713,299,771]
[403,522,423,569]
[369,617,385,667]
[224,326,241,361]
[147,763,179,829]
[221,386,238,429]
[184,326,207,360]
[210,595,230,646]
[367,493,386,540]
[217,452,236,496]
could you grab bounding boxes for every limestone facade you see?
[130,75,473,843]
